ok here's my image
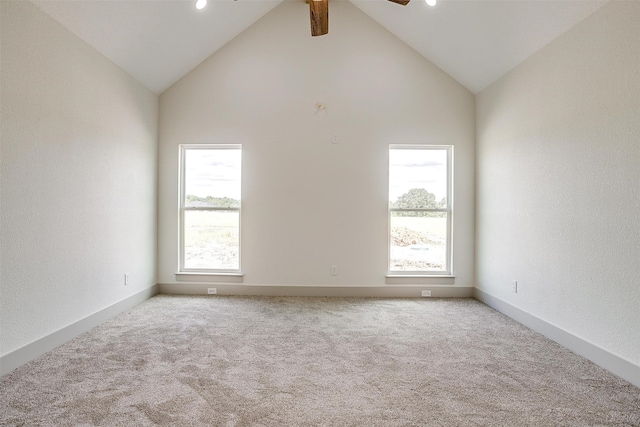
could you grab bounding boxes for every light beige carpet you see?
[1,295,639,426]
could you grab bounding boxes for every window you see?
[179,145,242,272]
[389,145,452,275]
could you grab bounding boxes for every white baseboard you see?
[1,285,159,377]
[474,288,640,389]
[159,283,474,298]
[13,285,634,389]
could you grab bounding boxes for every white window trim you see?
[179,144,242,274]
[388,144,453,276]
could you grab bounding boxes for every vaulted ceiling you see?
[31,0,608,94]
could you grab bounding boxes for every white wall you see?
[0,1,158,357]
[158,1,475,293]
[476,0,639,369]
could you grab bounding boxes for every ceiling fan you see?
[309,0,411,37]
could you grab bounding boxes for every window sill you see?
[386,274,455,278]
[385,275,455,285]
[175,272,244,283]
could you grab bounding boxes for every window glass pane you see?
[389,149,448,209]
[184,149,241,208]
[184,210,240,270]
[390,212,447,272]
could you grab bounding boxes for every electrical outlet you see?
[330,265,338,276]
[512,281,518,293]
[421,290,432,297]
[124,274,130,286]
[207,288,217,295]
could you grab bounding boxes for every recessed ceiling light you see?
[195,0,207,10]
[425,0,437,6]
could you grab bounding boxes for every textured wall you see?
[157,1,475,289]
[476,1,640,366]
[0,1,158,356]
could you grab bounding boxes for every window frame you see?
[388,144,453,276]
[178,144,242,274]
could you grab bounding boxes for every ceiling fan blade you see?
[388,0,411,5]
[309,0,328,37]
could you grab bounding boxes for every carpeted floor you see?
[1,295,639,426]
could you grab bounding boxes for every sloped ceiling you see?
[31,0,608,94]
